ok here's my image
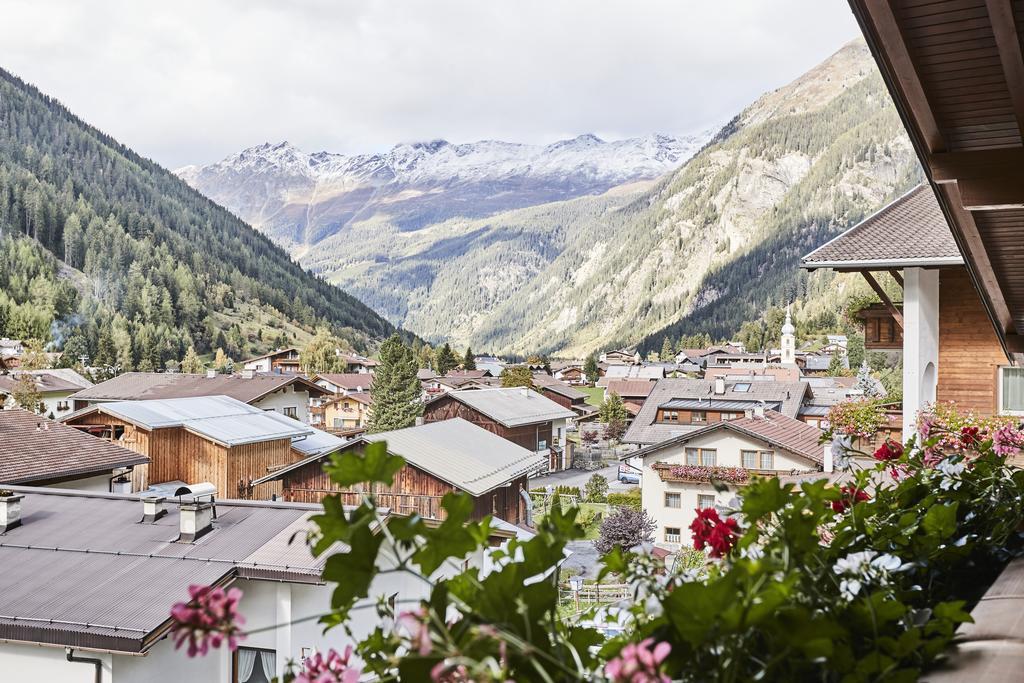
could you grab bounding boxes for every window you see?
[733,382,751,393]
[1000,367,1024,414]
[56,401,70,411]
[665,527,681,543]
[698,494,716,509]
[283,407,297,419]
[691,411,707,424]
[234,648,276,683]
[538,439,548,450]
[760,451,775,470]
[660,410,678,423]
[720,412,741,421]
[686,448,716,466]
[664,492,681,508]
[333,417,344,429]
[742,450,758,469]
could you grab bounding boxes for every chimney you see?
[141,495,167,523]
[753,402,765,419]
[111,474,132,494]
[0,492,24,532]
[823,444,834,473]
[415,416,425,426]
[241,369,255,379]
[206,369,217,379]
[714,377,726,395]
[521,386,530,397]
[178,501,214,543]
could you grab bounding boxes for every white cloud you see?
[0,0,860,168]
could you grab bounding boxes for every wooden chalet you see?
[423,387,578,471]
[241,347,303,374]
[255,418,544,525]
[62,395,313,498]
[843,1,1024,675]
[803,184,1009,433]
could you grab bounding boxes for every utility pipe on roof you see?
[66,647,103,683]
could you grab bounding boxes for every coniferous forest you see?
[0,67,398,370]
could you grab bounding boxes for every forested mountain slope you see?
[0,68,398,369]
[457,39,922,355]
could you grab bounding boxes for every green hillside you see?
[0,68,399,369]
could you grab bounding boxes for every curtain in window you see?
[686,449,699,466]
[1003,368,1024,412]
[760,452,774,470]
[702,450,717,466]
[741,451,757,469]
[259,651,276,681]
[237,649,257,682]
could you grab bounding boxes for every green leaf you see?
[922,501,959,539]
[413,492,492,575]
[324,440,405,488]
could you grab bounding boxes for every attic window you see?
[733,383,751,393]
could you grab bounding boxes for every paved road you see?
[530,463,634,492]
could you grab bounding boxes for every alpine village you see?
[2,1,1024,681]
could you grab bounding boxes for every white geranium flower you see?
[936,459,966,491]
[870,553,902,573]
[834,550,903,601]
[740,543,764,561]
[839,577,862,601]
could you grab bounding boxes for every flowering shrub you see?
[663,464,748,484]
[169,584,244,657]
[823,398,889,439]
[295,647,361,683]
[918,401,1024,452]
[171,416,1024,681]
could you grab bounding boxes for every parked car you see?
[618,464,640,484]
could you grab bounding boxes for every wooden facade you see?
[66,412,293,499]
[937,267,1007,416]
[423,395,552,452]
[278,442,528,525]
[655,408,744,426]
[859,303,904,350]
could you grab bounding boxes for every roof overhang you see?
[801,256,964,271]
[848,0,1024,361]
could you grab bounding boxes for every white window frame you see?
[999,366,1024,416]
[664,492,681,508]
[664,527,681,543]
[697,494,716,509]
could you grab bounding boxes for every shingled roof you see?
[70,372,327,403]
[801,185,962,270]
[629,409,824,465]
[0,409,148,485]
[622,378,809,445]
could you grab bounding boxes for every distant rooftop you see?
[802,185,962,270]
[70,371,327,403]
[431,387,576,427]
[65,395,313,447]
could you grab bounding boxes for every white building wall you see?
[902,267,940,437]
[49,472,115,493]
[253,386,310,424]
[640,431,817,547]
[0,643,113,683]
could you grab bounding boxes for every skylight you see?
[733,383,751,393]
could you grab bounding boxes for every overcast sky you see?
[1,1,860,169]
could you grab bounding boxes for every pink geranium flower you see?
[396,606,432,656]
[605,638,671,682]
[296,646,361,683]
[170,584,245,657]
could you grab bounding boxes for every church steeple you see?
[781,305,796,366]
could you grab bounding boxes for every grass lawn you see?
[580,386,604,407]
[534,501,609,540]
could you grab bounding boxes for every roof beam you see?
[859,0,944,153]
[985,0,1024,142]
[860,270,904,330]
[930,148,1024,209]
[887,269,904,288]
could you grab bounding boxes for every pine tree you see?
[213,348,230,373]
[11,373,42,412]
[434,343,459,376]
[827,351,845,377]
[180,346,205,374]
[418,345,434,371]
[462,347,476,371]
[599,391,629,424]
[583,354,599,385]
[367,334,422,433]
[660,336,674,362]
[56,333,89,369]
[500,365,534,389]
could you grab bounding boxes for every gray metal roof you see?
[659,398,784,412]
[367,418,547,496]
[436,388,576,427]
[263,418,546,496]
[623,378,810,445]
[290,425,348,458]
[66,395,312,447]
[0,487,329,652]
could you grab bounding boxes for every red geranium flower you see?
[873,439,903,462]
[690,507,739,558]
[831,484,870,513]
[960,426,981,447]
